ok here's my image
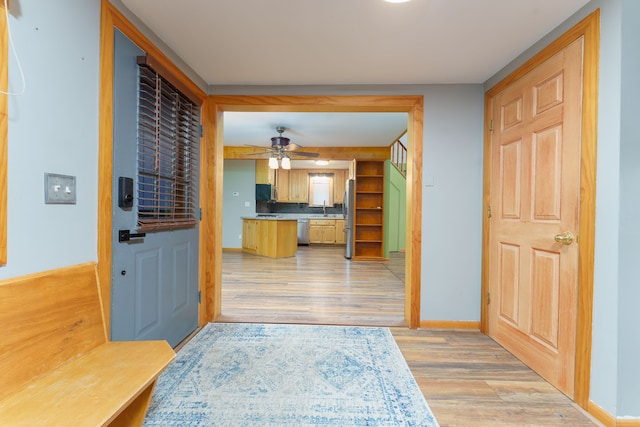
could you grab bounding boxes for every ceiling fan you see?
[247,126,319,159]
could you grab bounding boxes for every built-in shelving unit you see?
[353,160,385,260]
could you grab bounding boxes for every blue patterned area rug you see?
[144,323,439,426]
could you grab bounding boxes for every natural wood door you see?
[488,38,583,397]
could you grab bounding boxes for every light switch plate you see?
[45,173,77,204]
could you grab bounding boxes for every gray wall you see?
[486,0,639,418]
[222,160,257,249]
[1,0,100,279]
[618,0,640,416]
[421,85,484,321]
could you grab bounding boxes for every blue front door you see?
[110,30,199,348]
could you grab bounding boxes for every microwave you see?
[255,184,274,201]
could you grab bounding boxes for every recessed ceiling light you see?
[384,0,412,3]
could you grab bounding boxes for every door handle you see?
[554,231,574,245]
[118,229,146,243]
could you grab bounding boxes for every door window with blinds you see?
[136,58,200,232]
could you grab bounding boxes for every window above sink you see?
[308,173,334,207]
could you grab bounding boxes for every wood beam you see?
[224,146,389,160]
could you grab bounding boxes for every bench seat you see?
[0,341,173,426]
[0,262,176,426]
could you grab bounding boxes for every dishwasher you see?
[297,218,310,245]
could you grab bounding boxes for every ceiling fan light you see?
[281,156,291,170]
[268,157,279,169]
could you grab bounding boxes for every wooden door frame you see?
[201,95,424,329]
[480,10,599,409]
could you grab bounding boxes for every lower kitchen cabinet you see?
[309,219,346,244]
[242,218,298,258]
[242,219,258,250]
[335,219,346,244]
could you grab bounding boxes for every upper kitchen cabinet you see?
[255,159,277,185]
[333,170,346,204]
[275,169,289,201]
[288,170,309,202]
[260,167,349,204]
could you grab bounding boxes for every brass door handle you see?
[554,231,574,245]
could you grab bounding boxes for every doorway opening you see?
[200,95,424,329]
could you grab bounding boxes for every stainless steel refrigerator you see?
[343,179,356,259]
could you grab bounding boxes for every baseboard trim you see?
[618,419,640,427]
[587,400,640,427]
[588,401,615,427]
[419,320,480,330]
[222,247,243,252]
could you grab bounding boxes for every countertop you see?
[241,215,297,221]
[244,214,345,220]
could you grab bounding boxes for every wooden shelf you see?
[352,160,385,261]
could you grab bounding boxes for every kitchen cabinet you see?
[335,219,346,244]
[274,169,289,201]
[255,160,271,185]
[333,170,345,204]
[242,218,297,258]
[264,168,349,204]
[288,170,309,202]
[353,160,385,260]
[309,219,337,244]
[242,219,258,250]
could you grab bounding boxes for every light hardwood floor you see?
[220,245,406,326]
[219,245,601,427]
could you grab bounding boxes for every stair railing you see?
[390,130,407,177]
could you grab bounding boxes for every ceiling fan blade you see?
[289,151,319,158]
[246,151,272,156]
[283,143,304,151]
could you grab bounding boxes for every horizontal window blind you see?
[137,62,200,232]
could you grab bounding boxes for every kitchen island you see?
[242,216,298,258]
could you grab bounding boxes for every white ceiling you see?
[223,111,408,148]
[119,0,589,152]
[120,0,589,86]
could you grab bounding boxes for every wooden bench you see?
[0,262,175,426]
